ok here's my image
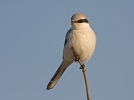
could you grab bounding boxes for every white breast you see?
[63,26,96,63]
[69,27,96,62]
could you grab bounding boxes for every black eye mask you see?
[73,19,88,23]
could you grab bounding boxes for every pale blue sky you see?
[0,0,134,100]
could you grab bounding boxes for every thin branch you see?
[71,47,90,100]
[78,60,90,100]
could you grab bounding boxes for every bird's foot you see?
[75,55,79,61]
[79,64,85,69]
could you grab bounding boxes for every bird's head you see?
[71,13,90,29]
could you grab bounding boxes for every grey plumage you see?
[47,13,96,90]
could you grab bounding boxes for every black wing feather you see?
[64,29,71,47]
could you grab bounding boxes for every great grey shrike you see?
[46,13,96,90]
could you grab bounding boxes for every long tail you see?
[46,61,72,90]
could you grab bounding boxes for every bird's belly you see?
[69,31,96,62]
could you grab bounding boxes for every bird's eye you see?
[73,19,88,23]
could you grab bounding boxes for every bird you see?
[46,13,96,90]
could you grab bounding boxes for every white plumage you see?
[47,13,96,90]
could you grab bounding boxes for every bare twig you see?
[71,47,90,100]
[78,60,90,100]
